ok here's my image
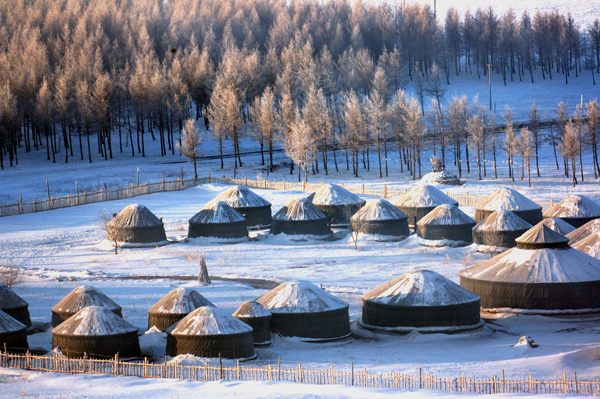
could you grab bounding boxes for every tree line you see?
[0,0,599,187]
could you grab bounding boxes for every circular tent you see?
[475,188,543,225]
[233,301,272,346]
[51,286,122,327]
[417,204,476,245]
[393,185,458,226]
[188,201,248,239]
[148,288,214,331]
[52,306,141,358]
[567,219,600,246]
[210,186,271,229]
[543,195,600,228]
[106,204,167,244]
[0,310,28,353]
[270,198,331,237]
[472,210,532,248]
[0,283,31,327]
[350,199,410,240]
[360,270,482,333]
[166,306,255,360]
[460,224,600,311]
[311,184,366,226]
[539,218,576,236]
[256,280,350,341]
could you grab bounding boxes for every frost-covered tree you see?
[558,121,581,187]
[176,119,204,180]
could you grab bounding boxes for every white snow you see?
[362,270,479,306]
[417,204,475,226]
[476,188,542,212]
[567,219,600,244]
[544,195,600,218]
[540,218,576,236]
[473,210,532,232]
[351,199,407,221]
[51,286,121,313]
[257,281,348,313]
[139,326,167,358]
[52,306,138,336]
[232,301,271,318]
[393,185,458,208]
[211,186,270,208]
[311,184,364,206]
[190,200,245,224]
[272,198,326,221]
[169,306,253,335]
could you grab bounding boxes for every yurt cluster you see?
[3,183,600,363]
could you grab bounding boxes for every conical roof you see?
[168,306,253,335]
[52,306,138,336]
[473,210,532,232]
[211,186,270,208]
[515,224,569,249]
[540,218,576,236]
[52,286,121,314]
[232,301,271,318]
[149,288,214,314]
[567,219,600,245]
[393,185,458,208]
[0,310,26,333]
[272,198,327,221]
[256,280,348,313]
[476,188,541,212]
[417,204,475,226]
[312,184,364,206]
[351,199,408,221]
[362,270,479,306]
[0,283,28,310]
[544,195,600,218]
[572,233,600,260]
[107,204,163,228]
[189,201,245,224]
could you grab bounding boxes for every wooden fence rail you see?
[0,351,597,395]
[0,175,557,218]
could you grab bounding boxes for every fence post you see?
[361,184,365,194]
[563,373,567,394]
[219,354,223,380]
[113,353,118,375]
[502,369,505,393]
[298,364,302,383]
[137,167,140,186]
[208,172,211,183]
[25,350,30,370]
[383,184,387,198]
[174,361,178,379]
[83,353,87,373]
[278,357,281,381]
[144,357,148,378]
[54,353,58,372]
[575,372,578,394]
[351,362,354,386]
[236,360,240,380]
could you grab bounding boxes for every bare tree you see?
[518,127,534,186]
[586,100,600,178]
[503,106,517,182]
[176,119,204,180]
[558,121,581,187]
[528,102,542,176]
[466,113,485,180]
[0,263,25,288]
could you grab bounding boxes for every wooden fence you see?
[0,351,597,395]
[0,175,556,217]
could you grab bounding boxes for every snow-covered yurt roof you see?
[52,306,138,337]
[417,204,474,226]
[232,301,271,318]
[149,288,214,314]
[393,185,458,208]
[189,201,245,224]
[544,195,600,218]
[312,184,364,206]
[256,280,348,313]
[515,224,569,248]
[567,219,600,245]
[272,198,327,221]
[211,186,270,208]
[476,188,541,212]
[540,218,576,236]
[168,306,253,336]
[107,204,163,228]
[0,283,28,309]
[571,233,600,260]
[0,310,26,333]
[51,286,121,314]
[473,210,532,232]
[362,270,479,307]
[351,199,408,222]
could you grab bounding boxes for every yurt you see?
[393,185,458,226]
[270,198,331,237]
[474,188,543,225]
[567,219,600,246]
[148,288,214,331]
[350,199,410,239]
[166,306,255,360]
[52,306,141,358]
[188,201,248,239]
[460,224,600,311]
[543,195,600,228]
[233,301,272,346]
[0,283,31,327]
[106,204,167,244]
[256,280,350,341]
[360,270,482,333]
[472,210,532,248]
[416,204,476,245]
[571,233,600,260]
[210,186,272,229]
[0,310,28,352]
[539,218,576,236]
[51,286,122,327]
[311,184,366,226]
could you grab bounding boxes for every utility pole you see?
[488,64,492,111]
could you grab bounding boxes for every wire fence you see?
[0,174,556,217]
[0,351,597,395]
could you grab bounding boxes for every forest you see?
[0,0,599,187]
